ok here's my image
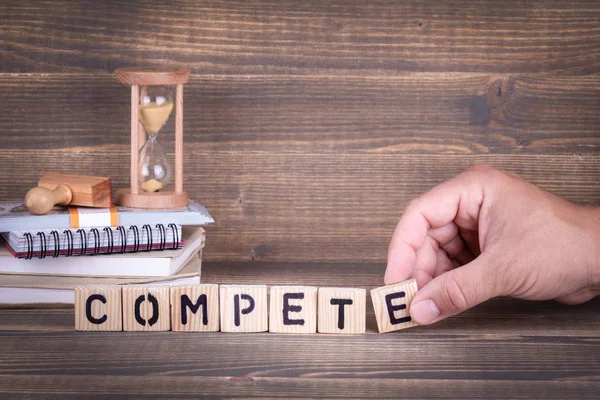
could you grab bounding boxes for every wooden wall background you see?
[0,0,599,262]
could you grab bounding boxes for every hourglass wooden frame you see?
[114,67,190,209]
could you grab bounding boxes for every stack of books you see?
[0,200,214,304]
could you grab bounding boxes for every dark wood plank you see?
[0,375,599,399]
[0,323,598,398]
[1,74,599,154]
[0,150,597,261]
[1,0,599,74]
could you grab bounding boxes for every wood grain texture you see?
[2,0,599,75]
[2,262,600,399]
[318,287,366,334]
[36,172,112,208]
[220,284,268,332]
[129,84,140,195]
[0,74,599,154]
[74,285,122,331]
[1,149,597,262]
[122,285,170,332]
[115,67,190,86]
[115,188,189,209]
[269,286,317,334]
[170,284,219,332]
[0,375,598,399]
[371,279,419,333]
[175,83,184,193]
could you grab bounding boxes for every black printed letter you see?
[134,293,160,327]
[283,292,304,325]
[85,294,107,325]
[181,294,208,325]
[330,298,353,330]
[385,292,411,325]
[234,294,255,327]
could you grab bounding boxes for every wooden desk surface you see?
[1,261,599,399]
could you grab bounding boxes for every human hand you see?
[385,164,600,325]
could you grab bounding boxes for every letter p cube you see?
[220,285,268,332]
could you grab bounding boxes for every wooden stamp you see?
[318,287,366,334]
[370,279,419,333]
[75,285,122,331]
[220,285,268,333]
[122,285,171,331]
[25,173,112,215]
[171,284,219,332]
[269,286,317,334]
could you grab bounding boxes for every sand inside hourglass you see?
[139,101,174,133]
[139,101,174,193]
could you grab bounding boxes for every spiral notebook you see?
[1,223,183,259]
[0,227,205,277]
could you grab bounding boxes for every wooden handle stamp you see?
[25,185,73,215]
[24,173,112,215]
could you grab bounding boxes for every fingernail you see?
[411,300,440,324]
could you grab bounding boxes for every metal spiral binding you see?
[20,224,178,259]
[103,227,114,254]
[50,230,60,258]
[90,228,100,255]
[168,223,179,249]
[63,229,74,257]
[77,229,87,256]
[129,225,140,253]
[142,224,153,251]
[116,226,127,253]
[156,223,167,250]
[23,232,33,260]
[36,231,47,259]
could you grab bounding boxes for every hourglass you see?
[138,85,173,192]
[114,67,190,209]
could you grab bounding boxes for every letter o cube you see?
[122,285,171,331]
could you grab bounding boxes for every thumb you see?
[409,253,501,325]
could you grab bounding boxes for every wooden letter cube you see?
[220,285,268,332]
[371,279,418,333]
[122,285,171,331]
[171,284,219,332]
[269,286,317,334]
[75,285,122,331]
[318,287,366,334]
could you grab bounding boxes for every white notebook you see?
[0,227,205,278]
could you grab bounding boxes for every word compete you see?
[74,279,419,334]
